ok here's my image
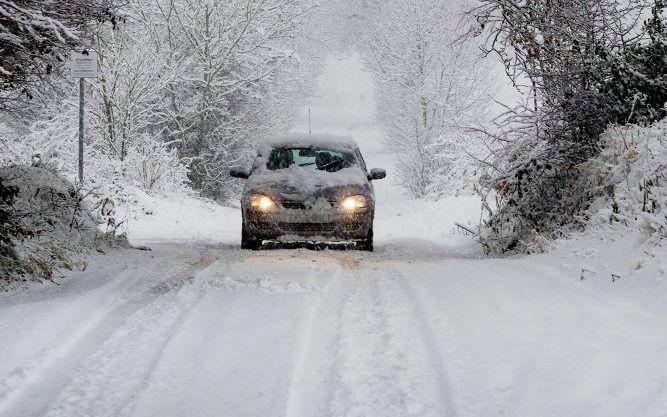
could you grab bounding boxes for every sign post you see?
[78,78,84,183]
[70,51,98,183]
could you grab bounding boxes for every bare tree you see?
[156,0,314,199]
[365,0,494,198]
[3,0,314,202]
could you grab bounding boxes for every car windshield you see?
[266,147,358,172]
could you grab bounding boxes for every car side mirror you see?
[368,168,386,181]
[230,167,251,179]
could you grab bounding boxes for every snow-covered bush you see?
[477,136,581,254]
[583,119,667,240]
[2,105,192,243]
[6,103,191,193]
[468,0,665,253]
[124,136,191,196]
[0,165,122,289]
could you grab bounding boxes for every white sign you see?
[70,52,98,78]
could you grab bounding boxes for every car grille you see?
[278,222,336,234]
[280,200,306,210]
[279,200,338,210]
[250,220,365,236]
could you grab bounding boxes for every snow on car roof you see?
[258,133,359,155]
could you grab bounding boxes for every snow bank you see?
[0,164,233,289]
[123,189,240,245]
[539,119,667,310]
[374,194,484,257]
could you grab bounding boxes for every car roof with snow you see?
[258,134,359,155]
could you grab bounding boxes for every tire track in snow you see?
[0,253,185,417]
[327,266,451,417]
[284,257,350,417]
[41,254,224,417]
[0,249,219,417]
[389,267,458,417]
[285,253,456,417]
[125,249,344,417]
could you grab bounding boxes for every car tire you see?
[241,224,261,250]
[357,227,373,252]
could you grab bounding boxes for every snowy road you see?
[2,53,666,417]
[2,242,667,417]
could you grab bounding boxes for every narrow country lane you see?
[2,54,666,417]
[2,244,667,417]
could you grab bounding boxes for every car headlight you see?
[248,194,277,211]
[340,195,368,211]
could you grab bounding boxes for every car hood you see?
[245,166,371,201]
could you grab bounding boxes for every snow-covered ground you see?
[1,54,666,417]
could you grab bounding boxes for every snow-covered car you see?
[230,134,386,250]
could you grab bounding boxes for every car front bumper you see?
[244,208,372,241]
